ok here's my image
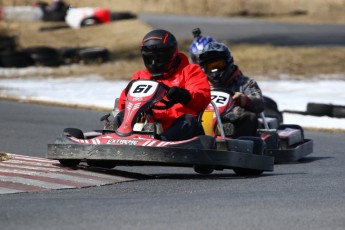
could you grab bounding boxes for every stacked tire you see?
[0,50,34,68]
[59,47,110,65]
[24,46,62,67]
[1,42,110,68]
[0,35,34,68]
[306,102,345,118]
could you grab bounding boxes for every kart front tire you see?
[59,159,81,167]
[193,165,214,174]
[86,160,116,169]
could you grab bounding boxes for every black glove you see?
[167,86,191,105]
[124,80,136,95]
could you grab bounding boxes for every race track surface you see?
[0,100,345,230]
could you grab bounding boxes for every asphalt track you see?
[1,14,345,230]
[138,13,345,46]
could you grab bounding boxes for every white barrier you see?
[2,6,43,21]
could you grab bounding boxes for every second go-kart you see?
[207,89,313,163]
[47,80,274,175]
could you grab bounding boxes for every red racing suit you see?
[118,52,211,130]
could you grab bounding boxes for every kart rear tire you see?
[233,168,263,176]
[86,160,116,169]
[59,159,81,167]
[193,165,214,174]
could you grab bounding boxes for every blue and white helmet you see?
[189,29,216,64]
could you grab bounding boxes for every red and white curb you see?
[0,153,135,195]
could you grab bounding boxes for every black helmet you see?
[141,29,180,79]
[198,42,235,87]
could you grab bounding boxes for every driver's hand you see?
[167,86,191,105]
[232,92,249,107]
[124,80,136,95]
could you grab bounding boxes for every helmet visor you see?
[202,59,227,74]
[142,47,175,65]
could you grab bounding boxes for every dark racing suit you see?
[218,66,264,138]
[118,52,211,141]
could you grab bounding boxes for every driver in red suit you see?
[117,29,211,141]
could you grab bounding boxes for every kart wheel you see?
[233,168,263,176]
[193,165,214,174]
[59,159,81,167]
[86,160,116,169]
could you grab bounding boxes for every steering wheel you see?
[152,82,175,110]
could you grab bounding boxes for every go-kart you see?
[207,89,313,163]
[47,80,274,175]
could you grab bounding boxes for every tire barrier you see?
[331,106,345,118]
[78,47,110,64]
[0,36,17,53]
[24,46,62,67]
[306,102,333,117]
[0,46,110,68]
[283,102,345,119]
[0,51,34,68]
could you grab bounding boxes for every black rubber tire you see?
[59,159,81,167]
[78,47,110,64]
[86,160,116,169]
[0,36,17,52]
[193,165,214,174]
[0,51,34,68]
[233,168,264,176]
[24,46,61,67]
[63,128,85,139]
[306,103,333,117]
[332,106,345,118]
[58,47,82,64]
[232,136,266,176]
